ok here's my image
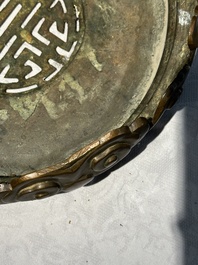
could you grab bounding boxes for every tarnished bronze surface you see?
[0,0,197,203]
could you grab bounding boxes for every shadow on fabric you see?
[86,109,177,186]
[179,53,198,265]
[86,53,198,265]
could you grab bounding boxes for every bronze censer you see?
[0,0,197,203]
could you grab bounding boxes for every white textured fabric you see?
[0,56,198,265]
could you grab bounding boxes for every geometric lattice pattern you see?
[0,0,84,94]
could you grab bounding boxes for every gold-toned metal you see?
[189,6,198,50]
[0,0,197,203]
[0,120,150,203]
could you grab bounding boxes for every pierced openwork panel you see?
[0,0,84,94]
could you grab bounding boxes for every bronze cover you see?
[0,0,197,203]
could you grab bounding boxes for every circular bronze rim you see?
[0,2,197,204]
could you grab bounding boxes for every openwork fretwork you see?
[0,0,84,94]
